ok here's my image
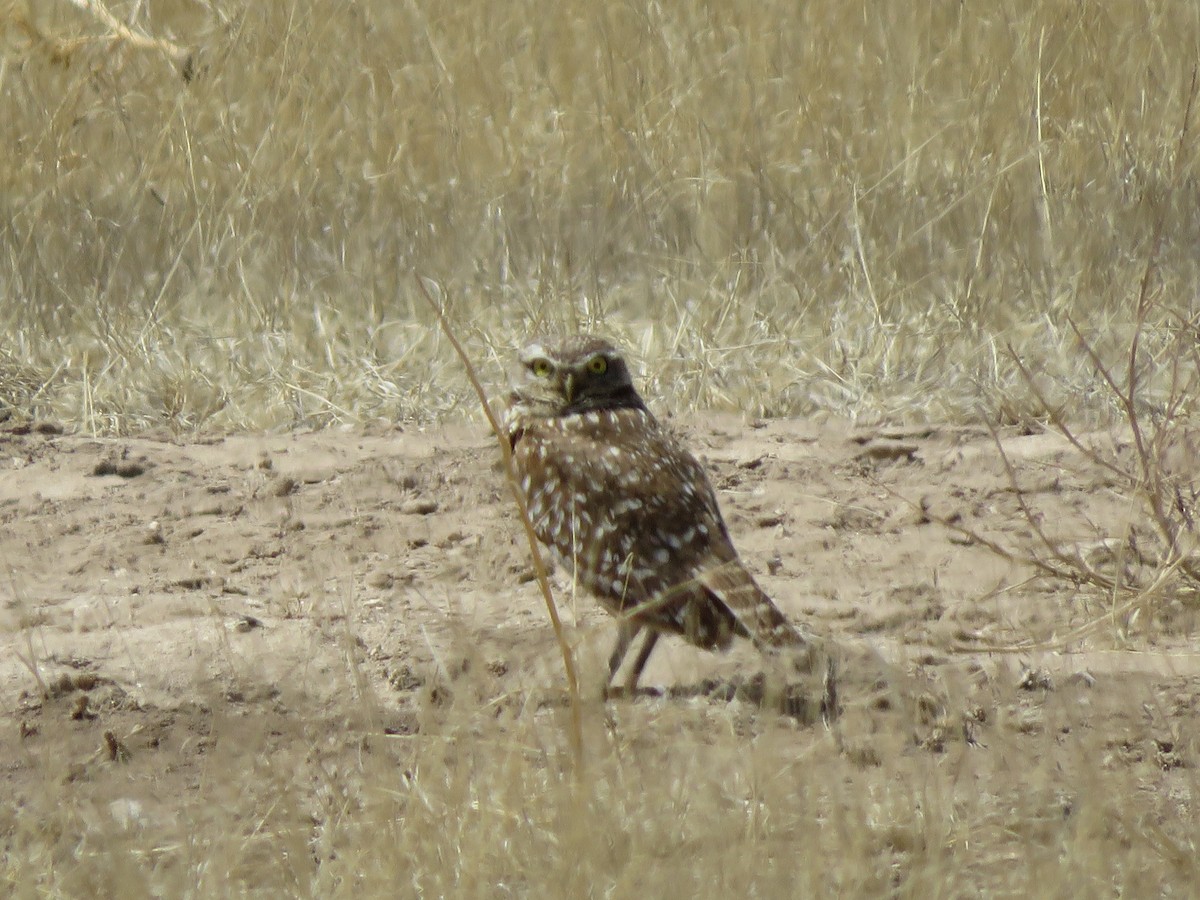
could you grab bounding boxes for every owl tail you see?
[698,560,804,646]
[700,560,839,719]
[699,561,819,666]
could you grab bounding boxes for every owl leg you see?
[622,629,661,694]
[605,620,641,691]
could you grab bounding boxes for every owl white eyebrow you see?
[519,343,548,360]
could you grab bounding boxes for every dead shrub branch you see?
[965,66,1200,647]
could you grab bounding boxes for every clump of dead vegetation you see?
[3,0,192,76]
[935,72,1200,647]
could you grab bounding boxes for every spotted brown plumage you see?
[504,334,816,695]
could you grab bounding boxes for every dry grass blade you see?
[413,274,583,770]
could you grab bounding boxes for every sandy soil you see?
[2,415,1197,857]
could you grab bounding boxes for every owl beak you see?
[562,372,577,404]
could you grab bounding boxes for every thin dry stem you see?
[979,414,1117,593]
[414,275,583,770]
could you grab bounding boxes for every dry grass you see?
[916,67,1200,652]
[3,648,1199,897]
[3,1,1199,430]
[4,0,1200,895]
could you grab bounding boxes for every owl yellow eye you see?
[530,359,552,378]
[586,356,608,375]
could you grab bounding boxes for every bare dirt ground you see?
[2,416,1198,890]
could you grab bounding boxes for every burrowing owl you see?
[505,334,817,695]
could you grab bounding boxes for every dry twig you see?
[414,276,584,769]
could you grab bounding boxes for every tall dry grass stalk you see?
[415,274,583,768]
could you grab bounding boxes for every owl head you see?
[508,335,646,418]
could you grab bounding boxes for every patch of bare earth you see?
[1,417,1197,890]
